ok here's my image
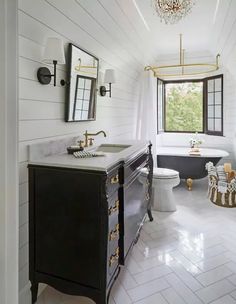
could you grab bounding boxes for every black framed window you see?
[205,75,223,135]
[157,78,164,133]
[157,74,223,136]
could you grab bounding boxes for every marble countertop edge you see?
[28,139,150,172]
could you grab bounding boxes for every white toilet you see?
[141,167,180,212]
[152,168,180,212]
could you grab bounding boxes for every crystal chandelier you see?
[153,0,195,24]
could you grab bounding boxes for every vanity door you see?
[123,169,149,258]
[31,167,103,289]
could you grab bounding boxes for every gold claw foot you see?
[186,178,193,191]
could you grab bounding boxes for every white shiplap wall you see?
[223,36,236,165]
[18,0,147,301]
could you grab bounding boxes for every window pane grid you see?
[157,79,164,133]
[73,76,92,120]
[207,76,222,133]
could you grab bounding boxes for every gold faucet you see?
[83,130,107,147]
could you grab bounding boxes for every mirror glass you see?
[65,43,99,122]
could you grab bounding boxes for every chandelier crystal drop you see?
[153,0,195,24]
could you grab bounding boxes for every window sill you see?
[158,132,225,137]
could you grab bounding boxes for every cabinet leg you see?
[147,209,153,222]
[30,281,38,304]
[106,267,121,304]
[134,231,141,244]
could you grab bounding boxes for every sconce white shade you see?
[104,69,116,84]
[42,37,65,64]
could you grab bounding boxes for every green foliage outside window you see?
[165,82,203,132]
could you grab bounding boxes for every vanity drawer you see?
[106,167,121,195]
[108,247,119,276]
[109,223,120,243]
[124,151,149,182]
[108,190,119,226]
[108,194,119,215]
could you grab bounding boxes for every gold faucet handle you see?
[88,138,94,146]
[78,140,84,148]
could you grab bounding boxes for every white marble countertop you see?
[29,140,150,172]
[157,147,229,158]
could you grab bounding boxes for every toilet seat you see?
[153,168,179,179]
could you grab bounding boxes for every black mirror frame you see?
[65,43,99,122]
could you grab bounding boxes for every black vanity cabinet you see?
[28,144,153,304]
[122,151,152,259]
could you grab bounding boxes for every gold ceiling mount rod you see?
[145,34,220,78]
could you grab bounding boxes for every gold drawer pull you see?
[109,224,120,241]
[146,193,150,200]
[108,200,119,215]
[111,174,119,184]
[109,247,119,267]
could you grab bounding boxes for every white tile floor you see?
[37,179,236,304]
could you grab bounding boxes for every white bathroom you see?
[1,1,236,304]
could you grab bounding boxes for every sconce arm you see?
[37,60,58,87]
[100,83,112,98]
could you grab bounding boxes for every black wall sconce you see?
[100,69,116,97]
[37,37,65,87]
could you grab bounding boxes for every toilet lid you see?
[153,168,179,179]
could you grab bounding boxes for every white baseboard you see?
[19,282,47,304]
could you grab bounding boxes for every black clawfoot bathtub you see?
[157,147,229,180]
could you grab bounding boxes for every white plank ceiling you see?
[113,0,236,64]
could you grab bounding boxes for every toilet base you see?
[140,167,180,213]
[153,188,177,212]
[152,177,180,212]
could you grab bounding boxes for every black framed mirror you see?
[65,43,99,122]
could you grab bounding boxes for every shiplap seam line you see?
[19,54,66,73]
[18,8,141,82]
[114,0,149,46]
[74,0,143,68]
[96,0,144,55]
[215,0,234,54]
[27,1,141,77]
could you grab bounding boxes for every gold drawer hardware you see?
[108,200,119,215]
[109,247,119,267]
[146,193,150,200]
[110,174,119,184]
[109,224,120,241]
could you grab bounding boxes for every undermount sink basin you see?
[94,144,131,153]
